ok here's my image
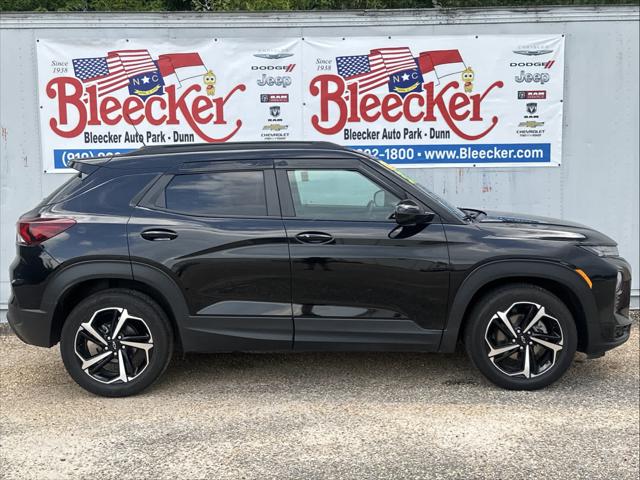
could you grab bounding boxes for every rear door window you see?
[164,170,267,217]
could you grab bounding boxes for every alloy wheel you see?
[484,301,564,379]
[74,307,154,384]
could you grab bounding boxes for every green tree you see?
[1,0,637,12]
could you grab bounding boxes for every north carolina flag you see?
[157,52,206,84]
[416,49,466,85]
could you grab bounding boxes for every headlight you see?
[580,245,619,257]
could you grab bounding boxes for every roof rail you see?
[121,141,346,157]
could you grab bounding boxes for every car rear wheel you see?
[464,284,577,390]
[60,289,173,397]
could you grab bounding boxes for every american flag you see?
[72,49,158,96]
[336,47,418,94]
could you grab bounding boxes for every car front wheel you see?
[60,289,173,397]
[464,284,577,390]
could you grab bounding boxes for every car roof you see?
[88,141,365,170]
[121,141,347,157]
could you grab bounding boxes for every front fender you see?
[438,259,597,352]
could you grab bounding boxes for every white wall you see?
[1,7,638,309]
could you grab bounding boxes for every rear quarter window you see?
[37,173,86,207]
[56,172,158,214]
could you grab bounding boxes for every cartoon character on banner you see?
[461,67,474,93]
[203,70,217,96]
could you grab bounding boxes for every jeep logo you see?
[514,70,550,85]
[256,74,292,88]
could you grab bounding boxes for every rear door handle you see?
[295,231,334,244]
[141,229,178,241]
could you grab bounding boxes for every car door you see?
[275,158,450,351]
[128,159,293,352]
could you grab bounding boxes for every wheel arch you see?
[45,260,188,350]
[439,260,597,353]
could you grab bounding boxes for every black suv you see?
[8,142,632,396]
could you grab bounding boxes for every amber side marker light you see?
[575,269,593,289]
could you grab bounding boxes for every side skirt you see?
[294,318,443,352]
[181,315,293,353]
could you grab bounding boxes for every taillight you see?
[17,217,76,245]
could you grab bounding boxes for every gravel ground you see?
[1,317,638,480]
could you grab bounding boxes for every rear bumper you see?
[6,294,55,347]
[8,246,60,348]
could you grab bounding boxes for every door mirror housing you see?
[373,189,386,207]
[394,200,434,226]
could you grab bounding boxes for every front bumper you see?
[6,294,56,347]
[586,312,633,358]
[581,255,633,356]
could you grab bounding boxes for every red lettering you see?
[308,75,504,141]
[347,83,359,123]
[449,92,471,122]
[310,75,347,135]
[122,96,145,125]
[192,96,213,124]
[431,81,501,140]
[403,93,424,122]
[166,84,196,125]
[422,81,439,121]
[45,77,246,143]
[166,83,245,142]
[100,97,122,125]
[86,85,100,125]
[470,80,503,121]
[144,96,167,126]
[47,77,86,138]
[381,94,403,122]
[360,94,381,122]
[212,84,245,126]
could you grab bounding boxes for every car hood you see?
[474,210,616,245]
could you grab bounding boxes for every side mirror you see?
[394,200,434,226]
[373,189,386,207]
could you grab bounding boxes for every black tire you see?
[60,289,173,397]
[464,284,577,390]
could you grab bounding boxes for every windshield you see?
[373,159,468,222]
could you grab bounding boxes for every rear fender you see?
[42,260,134,313]
[42,260,189,347]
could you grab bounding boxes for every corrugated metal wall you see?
[1,6,639,311]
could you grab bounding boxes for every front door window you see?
[287,169,400,221]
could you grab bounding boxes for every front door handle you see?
[141,229,178,241]
[295,231,334,244]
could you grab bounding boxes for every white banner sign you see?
[36,35,564,172]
